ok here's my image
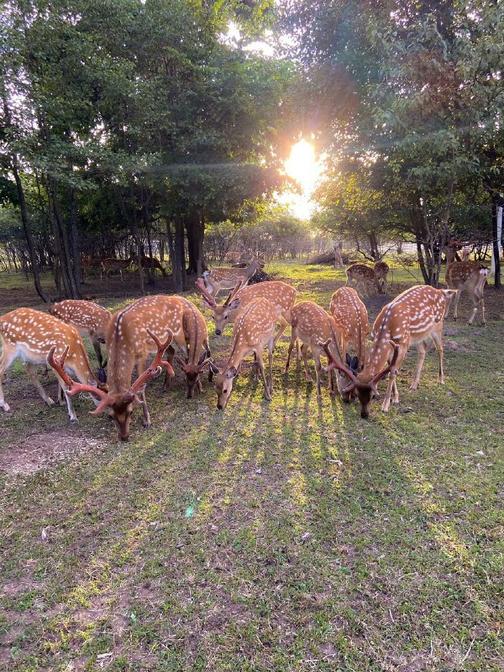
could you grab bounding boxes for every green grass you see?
[0,262,503,671]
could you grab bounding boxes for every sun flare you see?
[282,139,321,220]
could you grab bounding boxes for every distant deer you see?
[329,287,370,396]
[195,278,296,342]
[210,297,282,409]
[0,308,103,422]
[134,254,167,278]
[201,259,261,297]
[285,301,344,397]
[444,244,488,325]
[100,257,133,281]
[320,285,457,418]
[346,262,388,295]
[50,299,112,368]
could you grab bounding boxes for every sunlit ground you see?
[0,261,503,671]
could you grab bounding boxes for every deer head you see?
[48,329,174,440]
[178,349,212,399]
[209,362,238,410]
[319,338,399,418]
[195,278,242,335]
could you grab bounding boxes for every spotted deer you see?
[285,301,345,397]
[329,287,369,395]
[48,295,186,439]
[100,257,133,280]
[444,245,488,325]
[201,258,261,297]
[195,278,296,341]
[48,329,174,440]
[0,308,103,422]
[346,262,387,295]
[49,299,112,368]
[210,297,282,409]
[133,254,167,278]
[373,260,390,293]
[320,285,457,418]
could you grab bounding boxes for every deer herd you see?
[0,248,490,440]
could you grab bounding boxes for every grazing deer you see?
[166,298,211,398]
[201,258,261,297]
[329,287,369,394]
[100,257,133,281]
[195,278,296,341]
[49,299,112,368]
[210,297,282,409]
[48,329,173,441]
[134,254,167,278]
[320,285,457,418]
[51,295,184,439]
[81,255,102,281]
[444,245,488,325]
[346,262,387,295]
[285,301,344,397]
[0,308,102,422]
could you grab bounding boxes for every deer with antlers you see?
[0,308,104,422]
[195,277,296,341]
[284,301,345,397]
[48,329,173,440]
[444,244,488,325]
[201,258,261,298]
[49,299,112,369]
[210,297,282,409]
[48,296,184,439]
[320,285,457,418]
[329,287,369,394]
[346,262,388,295]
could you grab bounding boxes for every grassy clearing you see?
[0,263,503,671]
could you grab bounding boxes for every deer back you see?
[50,300,112,339]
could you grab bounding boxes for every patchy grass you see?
[0,262,503,671]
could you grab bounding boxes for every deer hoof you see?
[69,416,78,424]
[409,383,418,391]
[0,402,11,412]
[46,397,56,407]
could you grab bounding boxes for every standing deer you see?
[100,257,133,281]
[346,262,387,295]
[444,245,488,325]
[165,298,212,398]
[210,297,282,409]
[49,299,112,368]
[195,278,296,341]
[48,329,173,440]
[320,285,457,418]
[201,259,261,297]
[285,301,344,397]
[133,254,167,278]
[0,308,103,422]
[329,287,369,394]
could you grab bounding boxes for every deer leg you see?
[285,327,298,372]
[51,373,78,422]
[452,290,461,320]
[267,338,274,391]
[92,336,104,368]
[273,317,288,348]
[163,346,176,390]
[0,343,17,412]
[410,341,427,390]
[255,350,271,401]
[300,343,313,382]
[430,330,445,384]
[381,346,406,412]
[313,349,323,397]
[25,362,55,407]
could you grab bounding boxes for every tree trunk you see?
[492,197,501,288]
[172,217,186,292]
[186,213,205,275]
[68,188,82,296]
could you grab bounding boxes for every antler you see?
[130,328,174,393]
[195,278,217,308]
[318,338,358,387]
[369,340,399,388]
[47,346,109,401]
[223,279,244,307]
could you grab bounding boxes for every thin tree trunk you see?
[492,197,501,288]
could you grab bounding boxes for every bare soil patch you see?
[0,428,104,476]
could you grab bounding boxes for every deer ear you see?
[227,298,240,311]
[225,366,238,379]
